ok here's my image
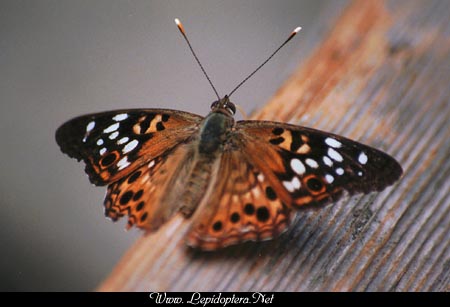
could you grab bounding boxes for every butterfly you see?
[55,19,403,251]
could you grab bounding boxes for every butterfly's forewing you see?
[186,149,295,250]
[236,120,403,209]
[56,109,202,185]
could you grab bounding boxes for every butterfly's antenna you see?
[175,18,221,100]
[228,26,302,98]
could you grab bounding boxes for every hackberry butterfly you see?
[56,19,402,250]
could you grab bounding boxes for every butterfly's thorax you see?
[198,111,234,154]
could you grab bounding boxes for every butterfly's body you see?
[158,103,236,220]
[56,19,402,250]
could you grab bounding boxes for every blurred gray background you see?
[1,0,329,291]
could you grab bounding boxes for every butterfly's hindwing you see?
[55,109,203,185]
[236,120,403,209]
[104,142,196,232]
[186,149,295,250]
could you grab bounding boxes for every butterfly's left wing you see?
[56,109,202,185]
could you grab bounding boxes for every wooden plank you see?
[98,0,450,291]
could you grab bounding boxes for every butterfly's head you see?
[210,95,236,116]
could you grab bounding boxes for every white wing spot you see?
[123,139,139,154]
[358,152,368,165]
[96,139,104,146]
[283,181,295,192]
[336,167,344,175]
[117,157,130,170]
[252,187,261,198]
[328,148,343,162]
[283,177,301,192]
[117,137,129,145]
[358,171,363,176]
[82,136,87,143]
[290,158,306,175]
[325,174,334,183]
[323,156,333,167]
[109,131,119,140]
[257,173,265,182]
[292,177,301,189]
[103,123,119,133]
[86,121,95,132]
[305,158,319,169]
[325,137,342,148]
[99,147,107,155]
[148,160,155,168]
[112,113,128,121]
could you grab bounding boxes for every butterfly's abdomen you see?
[199,112,234,154]
[179,154,217,217]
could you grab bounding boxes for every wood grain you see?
[99,0,450,292]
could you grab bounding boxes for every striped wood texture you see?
[99,0,450,291]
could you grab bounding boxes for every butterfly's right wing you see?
[56,109,203,185]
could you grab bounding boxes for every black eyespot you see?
[230,212,240,223]
[256,207,270,222]
[265,186,277,200]
[136,201,145,212]
[140,212,148,222]
[133,189,144,201]
[270,137,284,145]
[212,221,222,232]
[101,153,116,166]
[128,171,141,184]
[307,177,323,191]
[120,191,133,205]
[244,203,255,215]
[272,127,284,135]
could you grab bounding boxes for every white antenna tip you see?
[174,18,185,34]
[294,26,302,34]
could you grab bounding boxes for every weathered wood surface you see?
[99,0,450,292]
